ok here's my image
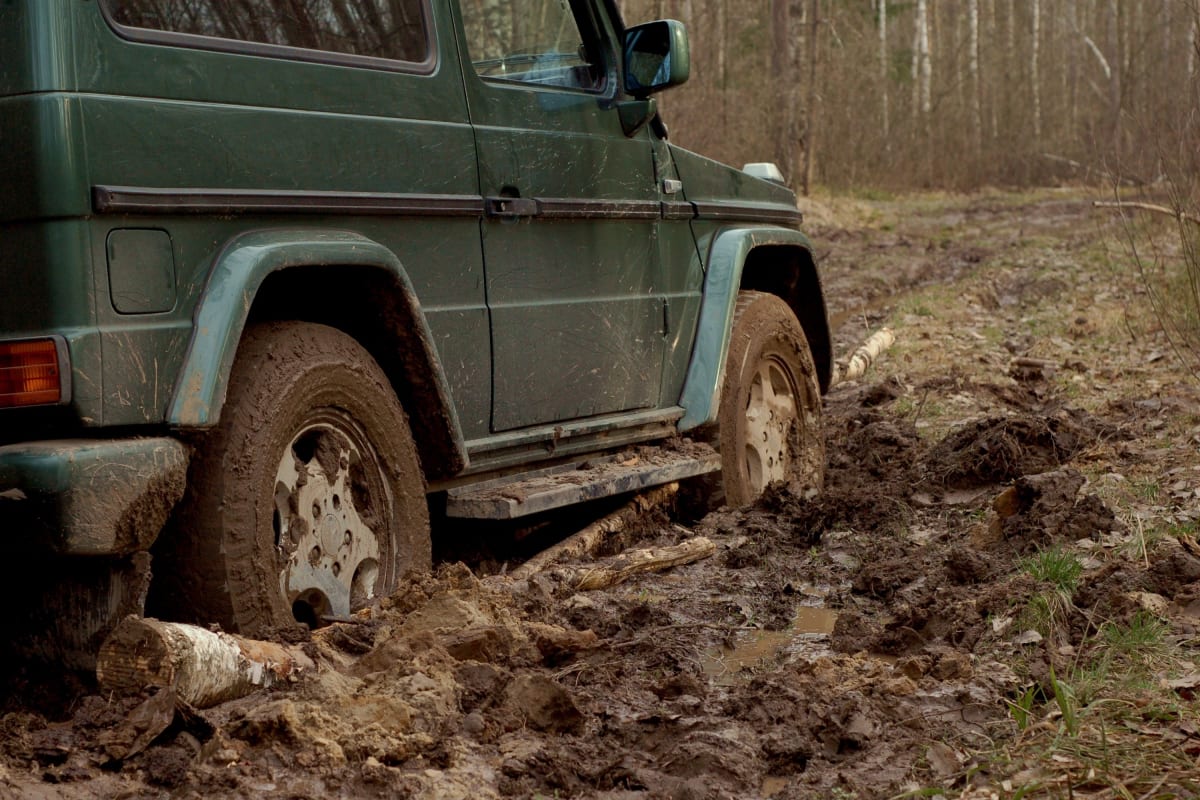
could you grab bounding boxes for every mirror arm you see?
[617,98,658,137]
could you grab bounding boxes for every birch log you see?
[832,328,896,387]
[569,537,717,591]
[508,483,680,581]
[97,617,315,708]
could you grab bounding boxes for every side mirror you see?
[623,20,690,97]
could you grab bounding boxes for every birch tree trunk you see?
[1031,0,1041,142]
[988,0,999,140]
[969,0,982,155]
[1067,0,1079,137]
[879,0,889,140]
[1189,13,1197,84]
[917,0,931,116]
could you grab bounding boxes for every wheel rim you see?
[272,411,389,624]
[742,356,800,494]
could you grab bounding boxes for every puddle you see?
[702,605,839,686]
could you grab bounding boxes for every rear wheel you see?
[716,291,824,506]
[153,322,430,635]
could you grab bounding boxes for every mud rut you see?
[4,191,1200,799]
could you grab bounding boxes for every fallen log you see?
[832,328,896,387]
[508,482,680,580]
[567,537,717,591]
[97,617,315,709]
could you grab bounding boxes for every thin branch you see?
[1092,201,1200,227]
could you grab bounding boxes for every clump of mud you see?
[923,411,1099,488]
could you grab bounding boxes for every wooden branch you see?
[508,483,680,581]
[569,537,717,591]
[832,328,896,387]
[97,617,315,709]
[1093,200,1200,227]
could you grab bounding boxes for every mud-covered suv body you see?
[0,0,830,649]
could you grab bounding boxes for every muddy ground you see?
[4,189,1200,799]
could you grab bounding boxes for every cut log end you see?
[97,617,314,709]
[96,616,178,696]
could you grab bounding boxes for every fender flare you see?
[677,226,828,431]
[167,229,467,468]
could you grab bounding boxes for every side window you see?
[459,0,604,91]
[102,0,430,65]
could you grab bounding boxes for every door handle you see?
[486,196,539,218]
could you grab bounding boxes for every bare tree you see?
[802,0,820,195]
[879,0,889,140]
[1031,0,1042,142]
[969,0,982,155]
[917,0,931,117]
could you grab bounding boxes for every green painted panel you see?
[0,94,90,222]
[0,1,75,97]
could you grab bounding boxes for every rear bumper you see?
[0,437,188,555]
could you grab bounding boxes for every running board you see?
[445,444,720,520]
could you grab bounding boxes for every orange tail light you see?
[0,339,63,409]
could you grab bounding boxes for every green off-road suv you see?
[0,0,831,661]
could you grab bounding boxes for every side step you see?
[445,443,720,520]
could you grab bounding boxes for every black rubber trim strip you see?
[692,202,803,227]
[93,186,486,217]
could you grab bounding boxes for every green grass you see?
[1017,547,1084,638]
[1021,547,1083,594]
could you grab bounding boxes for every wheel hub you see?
[743,358,799,494]
[274,420,383,623]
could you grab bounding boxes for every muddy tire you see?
[716,291,824,506]
[152,322,430,635]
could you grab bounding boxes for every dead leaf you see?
[98,687,177,761]
[926,741,961,777]
[1013,630,1043,646]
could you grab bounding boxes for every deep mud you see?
[4,191,1200,799]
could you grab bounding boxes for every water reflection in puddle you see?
[702,605,839,686]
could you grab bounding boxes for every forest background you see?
[617,0,1199,198]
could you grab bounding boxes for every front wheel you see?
[716,291,825,507]
[152,322,430,635]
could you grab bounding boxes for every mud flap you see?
[7,552,152,671]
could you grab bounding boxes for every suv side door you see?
[454,0,667,433]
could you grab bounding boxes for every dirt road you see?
[4,189,1200,799]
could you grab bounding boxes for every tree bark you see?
[917,0,932,116]
[772,0,795,179]
[97,617,315,709]
[1031,0,1041,142]
[879,0,889,140]
[1189,13,1197,85]
[1107,0,1122,156]
[969,0,982,155]
[569,538,717,591]
[802,0,820,195]
[508,483,680,580]
[832,328,897,386]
